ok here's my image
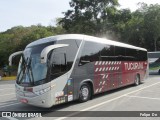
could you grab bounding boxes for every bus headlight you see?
[34,87,51,96]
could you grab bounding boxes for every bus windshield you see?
[17,43,54,86]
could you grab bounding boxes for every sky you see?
[0,0,160,32]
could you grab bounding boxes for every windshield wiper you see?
[27,57,34,85]
[17,55,34,86]
[17,55,27,84]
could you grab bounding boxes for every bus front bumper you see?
[16,91,53,108]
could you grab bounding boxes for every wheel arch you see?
[79,79,94,97]
[135,72,141,81]
[134,72,141,86]
[137,73,141,81]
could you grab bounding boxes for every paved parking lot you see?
[0,75,160,120]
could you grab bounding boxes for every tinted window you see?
[137,50,147,61]
[125,48,137,61]
[79,41,103,65]
[57,39,81,69]
[50,39,81,80]
[115,46,126,61]
[100,45,115,61]
[50,48,67,79]
[126,48,147,61]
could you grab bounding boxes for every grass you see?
[1,76,16,80]
[149,66,160,70]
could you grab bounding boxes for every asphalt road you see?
[0,75,160,120]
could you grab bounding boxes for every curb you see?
[1,76,16,81]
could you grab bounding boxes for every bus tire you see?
[134,74,140,86]
[158,69,160,74]
[79,83,91,102]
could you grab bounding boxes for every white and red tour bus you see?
[9,34,148,108]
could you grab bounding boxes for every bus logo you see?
[124,62,143,70]
[2,112,11,117]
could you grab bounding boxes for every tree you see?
[0,23,65,67]
[114,3,160,51]
[60,0,119,36]
[143,4,160,51]
[118,9,145,46]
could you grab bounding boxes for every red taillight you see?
[20,99,28,103]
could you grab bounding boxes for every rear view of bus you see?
[9,35,82,108]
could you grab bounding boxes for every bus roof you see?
[26,34,147,51]
[148,51,160,54]
[148,51,160,58]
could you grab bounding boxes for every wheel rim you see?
[81,87,89,100]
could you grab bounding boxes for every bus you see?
[148,51,160,74]
[9,34,148,108]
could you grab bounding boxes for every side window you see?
[100,45,115,61]
[79,41,103,66]
[137,50,147,61]
[125,48,137,61]
[50,48,67,79]
[114,46,126,61]
[57,39,81,69]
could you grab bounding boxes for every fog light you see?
[42,100,45,103]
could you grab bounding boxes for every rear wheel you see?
[79,83,91,102]
[134,74,140,86]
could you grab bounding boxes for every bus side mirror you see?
[40,44,69,64]
[9,51,23,66]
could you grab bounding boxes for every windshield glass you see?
[17,42,54,86]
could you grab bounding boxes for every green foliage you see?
[61,1,160,51]
[0,24,65,67]
[143,4,160,51]
[1,1,160,67]
[60,0,119,36]
[118,3,160,51]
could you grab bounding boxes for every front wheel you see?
[134,74,140,86]
[79,83,91,102]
